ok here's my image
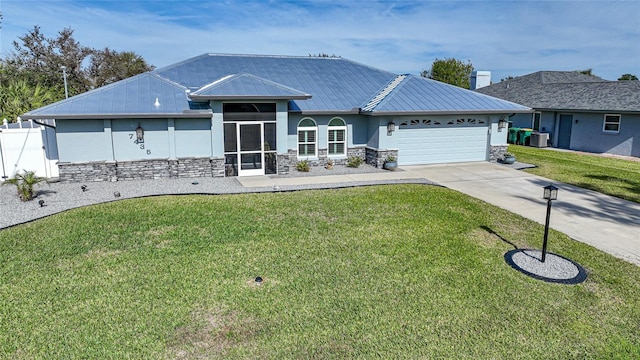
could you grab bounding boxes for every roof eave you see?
[190,95,312,101]
[534,107,640,114]
[298,108,362,115]
[22,111,213,120]
[363,109,533,116]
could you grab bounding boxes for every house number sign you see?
[129,133,152,155]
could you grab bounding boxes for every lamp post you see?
[541,184,558,262]
[61,66,69,99]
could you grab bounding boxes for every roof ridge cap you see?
[361,74,408,112]
[149,72,189,90]
[192,73,310,96]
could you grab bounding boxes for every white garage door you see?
[396,118,489,165]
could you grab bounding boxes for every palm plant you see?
[2,170,48,201]
[0,80,56,122]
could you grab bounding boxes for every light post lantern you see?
[541,184,558,262]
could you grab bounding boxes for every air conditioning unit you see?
[530,132,549,148]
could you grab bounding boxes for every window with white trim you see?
[533,112,541,131]
[603,114,621,133]
[297,118,317,157]
[327,118,346,156]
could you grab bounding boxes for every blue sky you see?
[1,0,639,82]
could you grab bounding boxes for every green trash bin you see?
[508,127,520,144]
[517,128,533,145]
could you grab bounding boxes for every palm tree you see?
[0,80,56,122]
[2,170,48,201]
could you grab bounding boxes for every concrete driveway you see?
[402,162,640,266]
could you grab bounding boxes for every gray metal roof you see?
[476,71,640,113]
[370,75,530,114]
[25,53,529,119]
[25,73,208,119]
[190,73,311,100]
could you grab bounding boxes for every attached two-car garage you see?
[396,117,490,165]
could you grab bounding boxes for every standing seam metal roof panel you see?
[372,76,530,113]
[191,73,311,98]
[153,54,396,111]
[25,53,531,118]
[25,73,192,117]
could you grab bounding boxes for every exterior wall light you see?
[498,118,508,132]
[136,124,144,143]
[387,121,395,135]
[541,184,558,262]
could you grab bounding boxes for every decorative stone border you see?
[504,249,588,284]
[59,147,401,182]
[58,157,226,182]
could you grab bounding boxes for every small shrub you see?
[3,170,48,201]
[296,159,310,172]
[346,155,363,168]
[385,154,396,162]
[326,159,334,170]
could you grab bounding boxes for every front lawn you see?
[1,185,639,359]
[509,145,640,203]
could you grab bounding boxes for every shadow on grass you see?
[480,226,518,250]
[583,173,640,196]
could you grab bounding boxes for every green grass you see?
[1,185,639,359]
[509,145,640,203]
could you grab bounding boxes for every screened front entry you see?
[224,103,277,176]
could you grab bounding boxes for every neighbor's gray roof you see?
[25,53,530,119]
[476,71,640,113]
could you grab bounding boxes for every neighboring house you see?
[23,53,529,182]
[476,71,640,157]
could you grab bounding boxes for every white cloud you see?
[1,0,638,81]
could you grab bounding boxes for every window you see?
[297,118,317,157]
[603,114,620,133]
[533,112,541,131]
[327,118,346,156]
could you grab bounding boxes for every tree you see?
[4,26,93,99]
[421,58,474,89]
[2,26,154,103]
[0,79,56,121]
[578,69,597,77]
[89,48,154,88]
[618,73,638,81]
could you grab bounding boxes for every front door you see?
[238,122,264,176]
[557,114,573,149]
[223,103,277,177]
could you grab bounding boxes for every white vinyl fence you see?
[0,119,59,181]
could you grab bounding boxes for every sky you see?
[1,0,639,82]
